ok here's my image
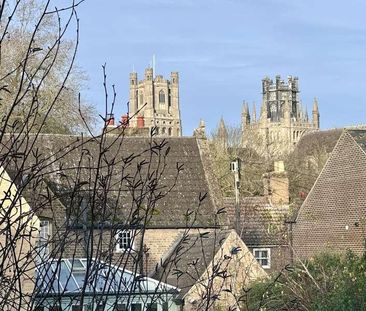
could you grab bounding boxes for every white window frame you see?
[38,220,51,259]
[253,248,271,269]
[115,230,134,253]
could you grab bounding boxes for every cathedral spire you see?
[242,101,249,114]
[217,117,228,148]
[193,119,206,139]
[218,116,226,132]
[252,102,257,123]
[304,106,309,122]
[242,101,250,125]
[260,99,268,122]
[312,97,320,128]
[313,97,319,112]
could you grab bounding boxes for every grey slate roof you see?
[152,230,232,297]
[224,197,288,246]
[0,134,217,228]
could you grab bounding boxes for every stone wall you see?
[183,230,267,311]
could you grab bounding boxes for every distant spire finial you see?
[313,97,319,111]
[152,54,156,77]
[252,102,257,122]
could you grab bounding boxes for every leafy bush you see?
[245,251,366,311]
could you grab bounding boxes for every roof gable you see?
[152,229,266,300]
[152,230,232,296]
[293,130,366,257]
[348,130,366,154]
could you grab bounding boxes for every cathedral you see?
[242,75,320,156]
[128,67,182,137]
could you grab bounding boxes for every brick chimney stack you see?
[263,161,290,206]
[137,115,145,128]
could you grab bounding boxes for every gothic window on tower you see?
[159,90,165,104]
[139,93,143,107]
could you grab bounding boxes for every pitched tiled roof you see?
[348,130,366,153]
[224,197,288,246]
[152,230,232,297]
[0,134,218,228]
[293,129,366,258]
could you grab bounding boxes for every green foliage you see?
[209,123,269,197]
[285,142,329,206]
[246,251,366,311]
[0,0,96,134]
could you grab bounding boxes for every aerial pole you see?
[230,158,241,232]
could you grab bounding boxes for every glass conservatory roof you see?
[35,258,178,296]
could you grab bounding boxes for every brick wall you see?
[248,245,291,274]
[144,229,181,273]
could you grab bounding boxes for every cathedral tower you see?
[128,67,182,137]
[242,75,320,156]
[312,98,320,129]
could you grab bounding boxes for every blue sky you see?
[76,0,366,135]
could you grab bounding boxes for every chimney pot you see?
[121,114,129,127]
[137,115,145,128]
[106,114,115,127]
